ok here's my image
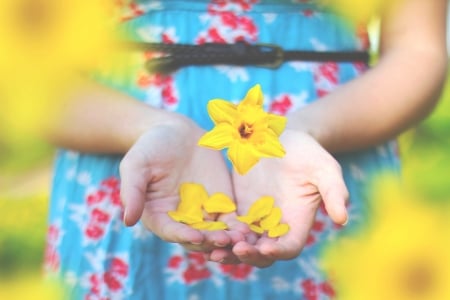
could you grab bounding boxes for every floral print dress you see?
[45,1,400,299]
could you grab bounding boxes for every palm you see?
[119,119,245,251]
[231,130,348,267]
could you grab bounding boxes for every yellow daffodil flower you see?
[237,196,290,238]
[321,175,450,300]
[0,0,119,134]
[198,84,287,175]
[168,183,236,231]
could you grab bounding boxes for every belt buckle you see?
[253,44,284,69]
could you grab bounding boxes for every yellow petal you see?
[236,215,258,225]
[178,183,208,215]
[253,129,286,158]
[168,211,203,225]
[203,192,236,213]
[260,207,282,230]
[247,196,275,220]
[249,224,265,234]
[207,99,238,125]
[198,123,235,150]
[267,114,287,136]
[191,221,228,231]
[268,223,290,238]
[241,84,263,106]
[227,142,260,175]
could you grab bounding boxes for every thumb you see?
[317,166,349,225]
[119,151,147,226]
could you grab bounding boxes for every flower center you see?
[15,0,55,36]
[401,261,435,297]
[238,123,253,139]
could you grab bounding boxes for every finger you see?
[144,211,205,245]
[208,248,241,264]
[119,152,148,226]
[254,200,318,261]
[232,241,275,268]
[317,162,349,225]
[219,214,249,244]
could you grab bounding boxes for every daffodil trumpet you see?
[198,84,287,175]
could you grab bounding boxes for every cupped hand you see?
[119,114,246,252]
[230,129,349,267]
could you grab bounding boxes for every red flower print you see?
[44,224,60,272]
[85,255,129,299]
[85,223,105,240]
[91,208,111,223]
[183,266,211,284]
[181,252,212,284]
[314,62,339,98]
[302,9,315,17]
[110,257,129,277]
[168,255,184,269]
[44,246,60,272]
[305,220,325,247]
[104,271,122,291]
[101,177,120,189]
[269,94,293,116]
[220,263,253,280]
[86,190,107,206]
[301,279,336,300]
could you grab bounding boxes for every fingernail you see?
[341,215,349,226]
[122,209,128,225]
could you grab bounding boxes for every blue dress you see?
[45,1,400,299]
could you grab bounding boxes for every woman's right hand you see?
[119,114,247,253]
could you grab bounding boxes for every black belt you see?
[120,41,369,74]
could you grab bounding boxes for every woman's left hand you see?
[212,130,349,267]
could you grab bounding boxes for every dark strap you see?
[120,41,369,73]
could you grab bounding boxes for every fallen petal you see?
[268,223,290,238]
[168,211,203,225]
[191,221,228,231]
[249,224,264,234]
[260,207,282,230]
[247,196,275,220]
[203,192,237,213]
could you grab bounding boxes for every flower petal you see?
[249,224,265,234]
[178,183,208,217]
[241,84,263,106]
[203,192,236,214]
[268,223,290,238]
[247,196,275,220]
[191,221,228,231]
[198,123,235,150]
[168,211,203,225]
[267,114,287,136]
[236,215,258,225]
[207,99,238,125]
[253,129,286,158]
[260,207,282,230]
[227,142,260,175]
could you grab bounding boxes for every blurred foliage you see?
[399,72,450,202]
[0,133,53,176]
[0,194,48,277]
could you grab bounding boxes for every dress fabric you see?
[45,1,400,299]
